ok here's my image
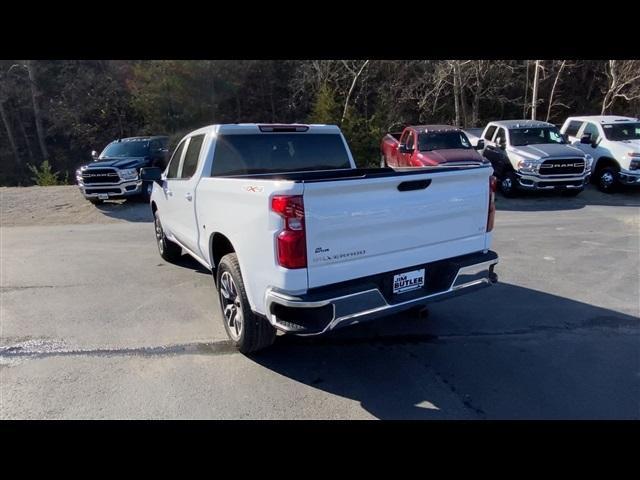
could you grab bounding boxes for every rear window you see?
[210,133,351,176]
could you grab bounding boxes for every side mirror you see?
[399,144,414,154]
[580,134,591,145]
[91,150,99,161]
[140,167,163,184]
[475,139,485,150]
[591,138,600,148]
[561,133,569,143]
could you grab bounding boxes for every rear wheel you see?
[217,253,276,354]
[499,171,518,198]
[596,166,618,193]
[154,210,181,262]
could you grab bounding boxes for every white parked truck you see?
[559,115,640,192]
[468,120,593,197]
[141,124,499,353]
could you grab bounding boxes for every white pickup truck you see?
[141,124,499,353]
[559,115,640,192]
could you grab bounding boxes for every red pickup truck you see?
[381,125,486,168]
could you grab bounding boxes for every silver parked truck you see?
[466,120,593,197]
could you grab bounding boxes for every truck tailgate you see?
[303,167,491,288]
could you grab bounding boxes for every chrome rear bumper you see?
[264,251,499,335]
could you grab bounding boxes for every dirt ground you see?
[0,186,152,227]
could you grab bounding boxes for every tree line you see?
[1,59,639,185]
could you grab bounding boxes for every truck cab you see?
[560,115,640,192]
[477,120,592,197]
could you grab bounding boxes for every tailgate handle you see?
[397,179,432,191]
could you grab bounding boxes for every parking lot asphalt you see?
[1,186,639,419]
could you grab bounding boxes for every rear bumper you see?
[515,172,590,190]
[264,250,498,335]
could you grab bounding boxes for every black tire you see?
[499,171,518,198]
[217,253,276,354]
[89,198,103,205]
[561,188,583,197]
[596,166,618,193]
[153,210,181,262]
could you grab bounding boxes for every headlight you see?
[517,159,539,173]
[119,168,138,180]
[584,154,593,171]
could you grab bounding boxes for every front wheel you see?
[596,167,618,193]
[217,253,276,354]
[499,172,518,198]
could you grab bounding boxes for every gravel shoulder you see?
[0,186,152,227]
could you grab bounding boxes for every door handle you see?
[185,192,193,201]
[398,179,432,191]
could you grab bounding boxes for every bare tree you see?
[9,61,49,160]
[0,70,21,165]
[340,60,369,125]
[601,60,640,114]
[531,60,541,120]
[545,60,569,122]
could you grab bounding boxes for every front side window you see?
[510,127,565,146]
[166,140,186,178]
[565,121,583,137]
[406,132,415,150]
[602,122,640,141]
[582,123,601,143]
[484,125,497,141]
[180,135,205,179]
[495,128,507,145]
[418,131,471,151]
[210,133,352,177]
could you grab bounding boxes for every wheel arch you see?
[594,156,620,173]
[210,232,235,282]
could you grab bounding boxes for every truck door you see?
[157,138,187,241]
[166,134,206,255]
[483,126,507,176]
[575,122,606,162]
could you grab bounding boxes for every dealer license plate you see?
[392,268,425,294]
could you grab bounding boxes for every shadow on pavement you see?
[249,282,640,419]
[496,184,640,212]
[94,199,153,223]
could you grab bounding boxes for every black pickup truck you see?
[76,136,169,204]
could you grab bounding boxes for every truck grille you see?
[539,159,585,175]
[81,168,120,184]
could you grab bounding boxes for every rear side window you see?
[484,125,497,141]
[167,140,186,178]
[565,120,583,137]
[180,135,205,179]
[210,134,352,177]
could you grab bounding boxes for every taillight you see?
[271,195,307,269]
[487,176,496,232]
